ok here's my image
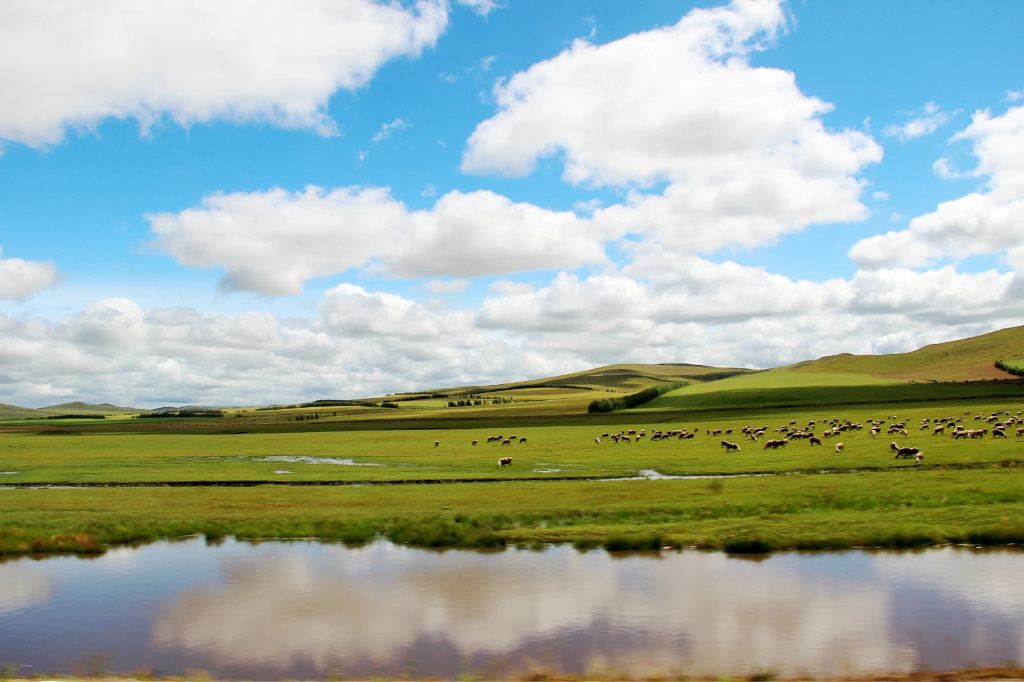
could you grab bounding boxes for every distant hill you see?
[0,403,47,420]
[787,324,1024,382]
[42,401,145,415]
[417,363,754,396]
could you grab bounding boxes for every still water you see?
[0,538,1021,679]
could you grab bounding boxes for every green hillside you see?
[789,325,1024,381]
[642,326,1024,413]
[0,403,46,420]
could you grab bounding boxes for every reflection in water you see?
[0,539,1021,679]
[0,565,52,614]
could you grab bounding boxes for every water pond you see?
[0,538,1021,679]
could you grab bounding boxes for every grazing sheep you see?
[915,452,924,464]
[498,456,512,467]
[894,446,920,459]
[763,439,788,450]
[502,439,512,446]
[721,440,741,452]
[809,437,822,446]
[434,441,440,448]
[834,442,844,453]
[932,425,946,435]
[594,437,602,444]
[519,437,528,444]
[472,440,478,446]
[1016,428,1024,437]
[993,429,1007,439]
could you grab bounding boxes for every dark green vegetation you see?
[0,326,1022,557]
[587,381,686,413]
[996,359,1024,377]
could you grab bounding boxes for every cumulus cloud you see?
[148,186,605,294]
[851,106,1024,269]
[0,0,447,149]
[0,247,58,299]
[462,0,880,253]
[2,255,1023,407]
[882,102,954,141]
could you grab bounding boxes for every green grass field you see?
[2,393,1022,556]
[2,331,1023,558]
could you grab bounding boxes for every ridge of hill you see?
[643,325,1024,414]
[42,401,145,415]
[420,363,754,396]
[0,403,47,420]
[788,324,1024,381]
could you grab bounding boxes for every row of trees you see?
[447,398,513,407]
[587,382,686,414]
[138,410,225,418]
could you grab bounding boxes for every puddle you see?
[600,469,771,482]
[257,456,383,467]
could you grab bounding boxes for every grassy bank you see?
[3,467,1023,556]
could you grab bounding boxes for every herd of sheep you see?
[589,409,1022,466]
[435,409,1020,468]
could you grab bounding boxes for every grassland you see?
[2,394,1022,556]
[1,333,1023,557]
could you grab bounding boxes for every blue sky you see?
[1,0,1022,407]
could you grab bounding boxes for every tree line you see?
[587,382,687,414]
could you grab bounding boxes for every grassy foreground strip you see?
[2,468,1022,556]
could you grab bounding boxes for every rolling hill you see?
[0,401,146,420]
[642,325,1024,413]
[42,401,146,415]
[787,324,1024,381]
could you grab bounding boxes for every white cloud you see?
[932,157,969,180]
[426,278,470,294]
[0,0,447,149]
[1006,89,1023,103]
[882,102,954,141]
[0,247,58,299]
[455,0,498,17]
[372,118,409,143]
[488,279,535,296]
[872,191,890,201]
[461,0,880,256]
[851,106,1024,269]
[149,185,606,295]
[2,253,1023,407]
